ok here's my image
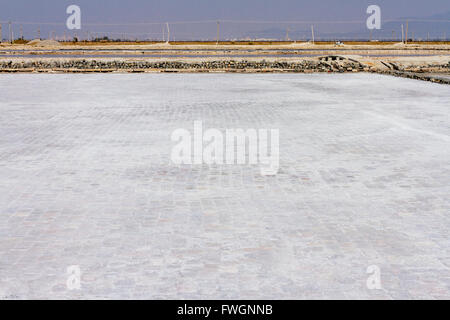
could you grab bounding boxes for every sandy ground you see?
[1,42,449,57]
[1,43,448,73]
[2,42,450,51]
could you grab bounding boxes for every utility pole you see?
[285,28,289,41]
[216,21,220,45]
[20,25,23,40]
[405,20,409,44]
[166,22,170,44]
[38,27,40,40]
[162,24,165,42]
[392,30,395,42]
[0,24,2,43]
[311,25,315,44]
[8,21,12,43]
[401,24,404,43]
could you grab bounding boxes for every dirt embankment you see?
[0,43,449,83]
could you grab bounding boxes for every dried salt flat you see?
[0,73,449,299]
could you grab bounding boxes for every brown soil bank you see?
[0,56,449,84]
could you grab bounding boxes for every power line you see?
[3,18,449,26]
[2,18,449,42]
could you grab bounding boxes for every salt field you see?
[0,73,449,299]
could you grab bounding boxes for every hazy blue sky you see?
[1,0,449,40]
[2,0,449,21]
